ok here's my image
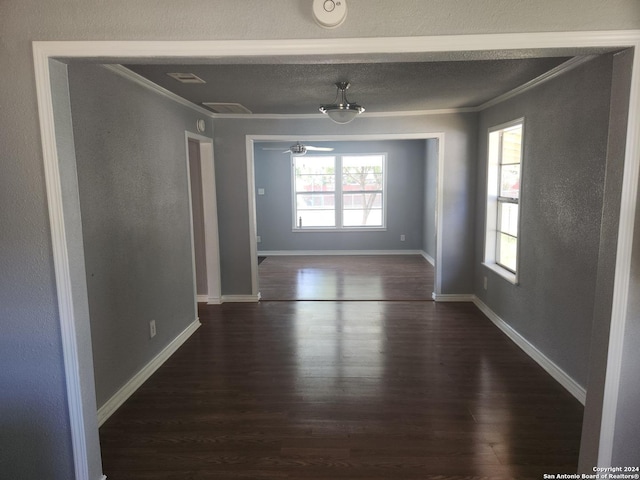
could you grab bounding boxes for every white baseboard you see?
[220,294,260,303]
[432,293,475,302]
[257,249,424,256]
[100,476,107,480]
[420,250,435,266]
[197,294,221,304]
[472,296,586,405]
[97,318,201,426]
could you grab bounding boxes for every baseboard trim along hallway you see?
[472,296,587,404]
[97,318,201,426]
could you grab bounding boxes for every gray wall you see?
[423,138,439,260]
[254,140,425,252]
[1,1,639,478]
[474,55,614,388]
[68,64,202,408]
[213,113,476,295]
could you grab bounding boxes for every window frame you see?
[291,153,387,232]
[483,118,524,284]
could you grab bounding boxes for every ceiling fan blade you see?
[262,147,288,150]
[305,146,334,151]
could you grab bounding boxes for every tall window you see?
[485,120,523,282]
[293,154,385,230]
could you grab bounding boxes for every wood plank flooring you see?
[258,255,435,301]
[99,300,584,479]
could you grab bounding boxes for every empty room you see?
[3,2,640,480]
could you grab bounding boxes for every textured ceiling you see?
[125,56,572,115]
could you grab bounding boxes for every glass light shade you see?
[319,82,365,124]
[325,107,360,124]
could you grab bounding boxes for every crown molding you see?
[102,65,478,119]
[476,55,598,110]
[108,53,607,121]
[103,64,214,117]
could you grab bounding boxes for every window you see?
[293,154,386,230]
[484,120,523,282]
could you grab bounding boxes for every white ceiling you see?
[123,55,576,115]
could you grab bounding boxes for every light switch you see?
[258,188,265,195]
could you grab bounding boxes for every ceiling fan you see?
[262,141,334,156]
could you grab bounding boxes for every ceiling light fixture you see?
[319,82,365,124]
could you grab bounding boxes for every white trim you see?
[248,132,445,300]
[473,296,586,404]
[196,294,209,303]
[211,107,476,119]
[31,31,640,478]
[246,139,260,298]
[291,227,388,233]
[185,132,222,308]
[250,133,446,142]
[206,296,222,305]
[477,56,597,110]
[482,262,517,285]
[420,251,435,266]
[221,294,261,303]
[110,56,598,119]
[257,249,425,256]
[598,37,640,467]
[184,136,201,323]
[434,133,445,297]
[33,50,91,480]
[104,65,214,117]
[97,318,201,426]
[432,293,475,302]
[291,152,388,231]
[33,31,640,61]
[483,118,525,285]
[97,66,476,120]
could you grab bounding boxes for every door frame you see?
[32,31,640,478]
[246,133,445,299]
[185,132,222,305]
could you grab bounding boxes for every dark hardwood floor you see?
[258,255,435,301]
[99,257,583,479]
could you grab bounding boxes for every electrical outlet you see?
[256,235,261,243]
[400,234,405,241]
[258,188,265,195]
[149,320,156,338]
[483,276,488,290]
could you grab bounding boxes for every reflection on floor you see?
[99,300,584,479]
[258,255,434,301]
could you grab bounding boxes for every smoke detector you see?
[312,0,347,28]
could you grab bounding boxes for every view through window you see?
[485,120,523,281]
[293,154,385,230]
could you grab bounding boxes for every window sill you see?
[292,227,387,233]
[482,262,519,285]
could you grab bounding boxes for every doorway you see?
[33,34,640,479]
[186,133,222,305]
[247,134,445,301]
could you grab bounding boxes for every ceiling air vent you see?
[166,72,206,84]
[202,102,252,114]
